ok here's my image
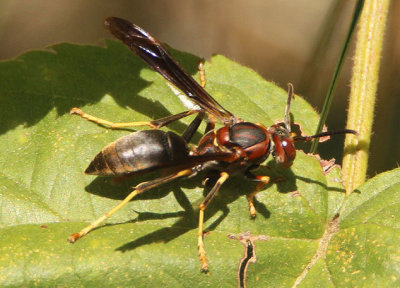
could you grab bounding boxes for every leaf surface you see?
[0,41,398,287]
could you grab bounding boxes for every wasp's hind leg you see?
[70,108,198,129]
[68,168,194,243]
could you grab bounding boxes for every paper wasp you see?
[68,17,357,272]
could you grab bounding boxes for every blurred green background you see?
[0,0,398,177]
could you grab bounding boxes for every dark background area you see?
[0,0,398,177]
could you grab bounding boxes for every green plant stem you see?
[342,0,390,195]
[310,0,364,153]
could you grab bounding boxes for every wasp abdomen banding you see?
[85,130,190,176]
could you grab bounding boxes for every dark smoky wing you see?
[105,17,234,123]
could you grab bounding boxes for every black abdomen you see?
[85,130,189,176]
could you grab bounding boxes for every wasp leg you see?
[67,169,193,243]
[182,111,205,143]
[197,60,217,134]
[198,171,229,273]
[204,117,216,134]
[247,175,270,217]
[199,62,216,134]
[70,108,198,129]
[198,61,206,88]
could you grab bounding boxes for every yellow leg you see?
[198,61,206,88]
[198,171,229,272]
[198,60,216,134]
[247,176,270,217]
[70,107,197,129]
[68,169,193,243]
[198,209,207,270]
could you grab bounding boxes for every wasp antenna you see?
[284,83,295,132]
[294,129,358,142]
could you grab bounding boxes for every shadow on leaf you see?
[81,166,301,253]
[0,40,201,136]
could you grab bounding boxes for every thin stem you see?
[310,0,364,153]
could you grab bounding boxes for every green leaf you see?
[327,168,400,287]
[0,41,398,287]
